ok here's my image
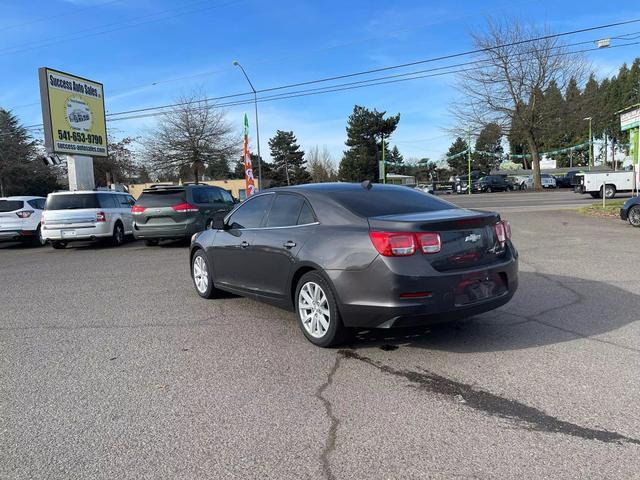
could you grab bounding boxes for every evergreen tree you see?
[268,130,310,186]
[338,105,400,182]
[473,123,503,172]
[386,145,405,174]
[446,137,470,174]
[205,155,231,179]
[0,108,58,196]
[539,80,564,150]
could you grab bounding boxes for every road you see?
[442,188,632,212]
[2,195,639,479]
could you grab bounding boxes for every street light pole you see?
[233,61,263,190]
[584,116,593,171]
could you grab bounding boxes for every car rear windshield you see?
[45,194,104,210]
[332,188,452,217]
[136,190,186,207]
[0,200,24,212]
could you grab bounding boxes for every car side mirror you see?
[212,218,226,230]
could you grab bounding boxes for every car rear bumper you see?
[133,222,201,240]
[0,229,36,242]
[42,224,112,242]
[327,247,518,329]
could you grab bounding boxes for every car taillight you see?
[172,202,199,213]
[96,211,106,222]
[131,205,146,214]
[16,210,34,218]
[369,232,415,256]
[502,220,511,240]
[416,232,441,254]
[369,231,441,257]
[494,222,506,245]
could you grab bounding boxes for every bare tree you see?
[452,18,586,189]
[306,145,337,182]
[142,93,239,183]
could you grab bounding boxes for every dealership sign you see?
[620,107,640,132]
[38,67,108,157]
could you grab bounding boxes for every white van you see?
[42,191,136,249]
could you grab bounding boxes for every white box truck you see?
[575,171,636,199]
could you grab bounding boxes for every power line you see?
[106,40,640,123]
[0,0,120,31]
[0,0,244,57]
[100,20,640,119]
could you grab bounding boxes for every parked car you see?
[555,170,583,188]
[472,175,513,193]
[189,183,518,347]
[132,184,236,246]
[415,183,435,194]
[454,171,486,194]
[524,174,557,189]
[619,196,640,227]
[42,190,136,249]
[575,171,635,199]
[0,196,46,246]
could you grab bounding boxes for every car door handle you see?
[241,241,249,248]
[283,240,296,249]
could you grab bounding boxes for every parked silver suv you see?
[42,191,136,249]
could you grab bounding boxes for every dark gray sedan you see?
[190,183,518,347]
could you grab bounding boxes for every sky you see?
[1,0,639,166]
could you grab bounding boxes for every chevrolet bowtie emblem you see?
[465,233,482,243]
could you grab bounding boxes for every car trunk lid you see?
[368,208,506,272]
[0,200,25,230]
[133,189,195,226]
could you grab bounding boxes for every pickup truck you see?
[575,171,636,199]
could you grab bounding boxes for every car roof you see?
[273,182,413,194]
[49,190,128,195]
[0,196,45,200]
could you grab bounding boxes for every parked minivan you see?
[132,184,236,246]
[42,190,136,249]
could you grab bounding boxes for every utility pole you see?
[381,133,386,184]
[467,130,472,195]
[584,117,593,171]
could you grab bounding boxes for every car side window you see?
[297,201,316,225]
[117,195,130,208]
[220,189,235,207]
[228,194,274,229]
[192,188,209,204]
[127,196,136,207]
[98,193,117,208]
[207,188,224,206]
[266,194,305,228]
[27,199,41,209]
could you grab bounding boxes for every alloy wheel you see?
[193,255,209,294]
[298,281,330,338]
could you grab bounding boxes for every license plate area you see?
[454,272,507,306]
[61,229,77,238]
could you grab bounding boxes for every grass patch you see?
[578,199,625,218]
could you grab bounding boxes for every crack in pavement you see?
[339,350,640,446]
[315,354,342,480]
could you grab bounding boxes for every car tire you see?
[603,184,616,199]
[52,241,67,249]
[486,187,492,193]
[590,192,601,199]
[144,239,159,247]
[628,206,640,227]
[295,271,347,347]
[111,222,125,247]
[30,226,46,247]
[191,249,222,299]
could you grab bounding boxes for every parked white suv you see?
[524,173,557,189]
[42,191,136,249]
[0,196,47,246]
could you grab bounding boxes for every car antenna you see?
[361,180,373,190]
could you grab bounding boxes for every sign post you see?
[619,104,640,196]
[39,67,107,191]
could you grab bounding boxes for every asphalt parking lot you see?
[2,190,639,479]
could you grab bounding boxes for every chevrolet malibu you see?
[189,183,518,347]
